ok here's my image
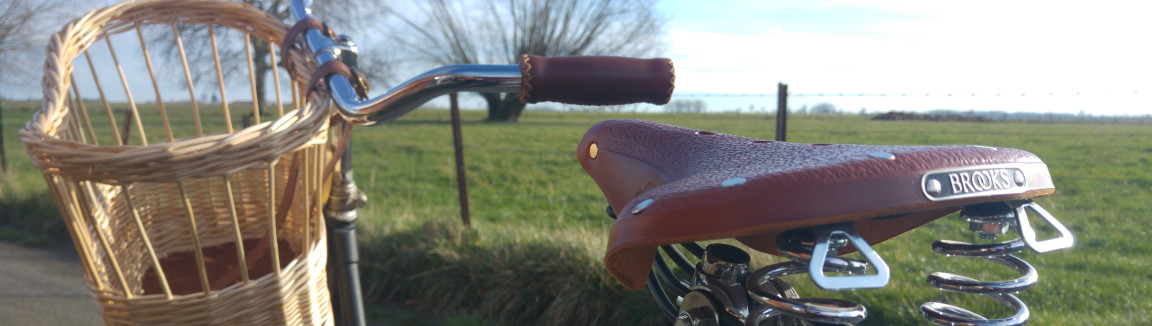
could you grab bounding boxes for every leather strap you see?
[306,60,369,101]
[304,60,360,193]
[211,56,364,288]
[280,17,326,75]
[206,17,364,289]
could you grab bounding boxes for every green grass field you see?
[3,100,1150,325]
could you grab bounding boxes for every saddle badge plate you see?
[921,164,1028,201]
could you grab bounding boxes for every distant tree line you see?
[872,111,992,122]
[665,99,707,113]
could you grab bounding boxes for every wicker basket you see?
[21,0,335,324]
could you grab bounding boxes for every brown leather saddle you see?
[578,119,1055,290]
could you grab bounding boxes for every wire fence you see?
[599,86,1152,122]
[674,91,1147,97]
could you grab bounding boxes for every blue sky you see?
[15,0,1152,116]
[657,0,1152,115]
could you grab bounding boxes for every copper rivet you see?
[721,177,747,187]
[632,199,654,214]
[589,143,598,159]
[868,152,896,160]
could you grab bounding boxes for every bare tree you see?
[152,0,380,115]
[1,0,71,171]
[385,0,665,122]
[0,0,72,95]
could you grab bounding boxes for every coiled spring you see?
[621,200,1071,325]
[921,201,1074,326]
[640,219,886,326]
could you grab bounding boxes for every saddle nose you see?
[577,138,668,213]
[578,119,1056,290]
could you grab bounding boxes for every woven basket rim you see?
[21,0,330,184]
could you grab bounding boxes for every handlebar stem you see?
[290,0,314,23]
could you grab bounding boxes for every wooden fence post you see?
[449,93,472,227]
[121,109,133,145]
[0,99,6,172]
[776,82,788,142]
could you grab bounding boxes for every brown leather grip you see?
[519,55,674,105]
[281,17,327,74]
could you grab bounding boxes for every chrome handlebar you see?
[323,64,520,126]
[290,0,521,125]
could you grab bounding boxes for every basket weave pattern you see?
[21,0,335,324]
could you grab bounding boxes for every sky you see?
[11,0,1152,116]
[657,0,1152,115]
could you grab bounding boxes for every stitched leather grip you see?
[519,55,674,105]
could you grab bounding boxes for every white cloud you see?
[662,0,1152,114]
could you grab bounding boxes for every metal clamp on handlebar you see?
[289,0,522,126]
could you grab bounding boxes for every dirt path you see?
[0,240,101,325]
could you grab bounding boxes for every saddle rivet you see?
[926,179,942,196]
[721,177,747,187]
[588,143,599,159]
[868,152,896,160]
[632,198,654,214]
[1014,170,1026,186]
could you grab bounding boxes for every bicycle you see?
[21,0,1073,325]
[242,1,1080,324]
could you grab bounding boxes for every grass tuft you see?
[358,216,661,326]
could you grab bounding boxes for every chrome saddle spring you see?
[758,227,876,325]
[653,241,868,326]
[609,203,886,325]
[745,261,869,326]
[921,201,1074,326]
